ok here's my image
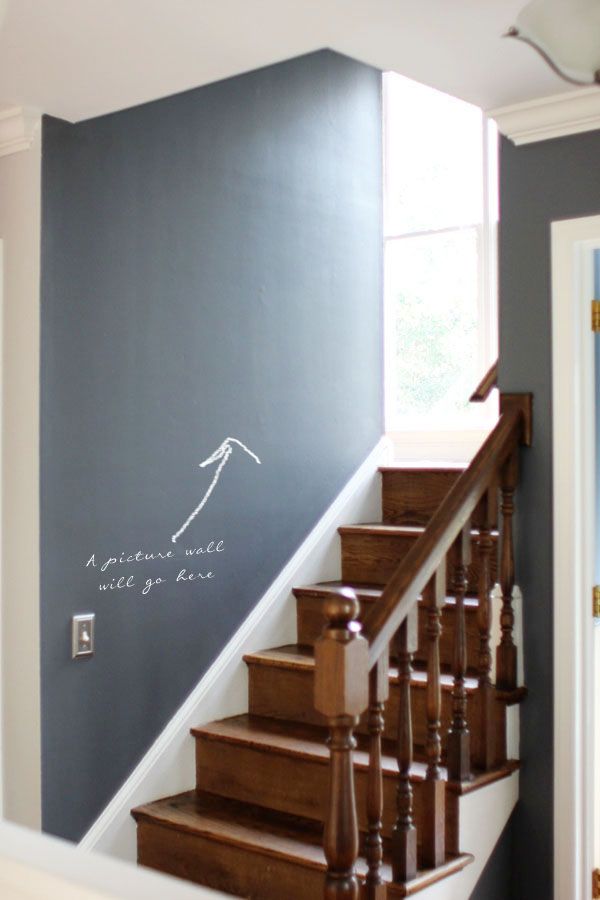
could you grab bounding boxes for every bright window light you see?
[384,72,498,434]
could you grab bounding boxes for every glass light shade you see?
[511,0,600,85]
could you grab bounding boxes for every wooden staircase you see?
[132,379,532,898]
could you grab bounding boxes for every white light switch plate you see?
[72,614,95,659]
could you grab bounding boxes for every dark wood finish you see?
[340,524,494,593]
[496,453,518,691]
[365,654,389,900]
[194,713,432,840]
[363,404,528,669]
[294,582,481,673]
[500,393,533,447]
[314,588,369,900]
[133,387,533,897]
[381,467,468,528]
[391,609,418,884]
[244,644,478,749]
[469,361,498,402]
[421,565,446,869]
[474,485,498,770]
[447,526,472,783]
[133,790,475,899]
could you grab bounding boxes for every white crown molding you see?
[488,86,600,146]
[0,106,41,158]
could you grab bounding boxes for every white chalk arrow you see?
[171,437,261,543]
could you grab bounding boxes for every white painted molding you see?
[79,438,387,860]
[551,215,600,900]
[489,87,600,145]
[387,428,493,465]
[514,585,525,688]
[490,583,501,683]
[417,772,519,899]
[0,106,41,159]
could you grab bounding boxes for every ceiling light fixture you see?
[505,0,600,86]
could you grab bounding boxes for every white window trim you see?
[551,214,600,900]
[383,74,499,444]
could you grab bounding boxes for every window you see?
[383,72,499,441]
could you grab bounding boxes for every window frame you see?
[382,74,499,458]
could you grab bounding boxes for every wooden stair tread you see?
[244,645,479,691]
[133,790,474,892]
[293,580,480,609]
[193,713,426,781]
[378,463,467,472]
[293,580,385,601]
[193,713,519,792]
[338,523,496,538]
[134,791,326,866]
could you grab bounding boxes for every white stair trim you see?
[79,437,387,860]
[419,772,519,899]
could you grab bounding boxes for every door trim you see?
[551,214,600,900]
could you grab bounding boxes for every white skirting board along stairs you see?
[419,769,520,900]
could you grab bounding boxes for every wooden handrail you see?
[364,399,527,669]
[469,360,498,402]
[315,375,532,897]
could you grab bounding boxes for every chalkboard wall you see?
[40,49,383,840]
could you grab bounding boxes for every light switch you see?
[72,614,95,659]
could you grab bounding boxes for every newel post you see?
[315,587,369,900]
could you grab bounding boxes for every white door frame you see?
[551,214,600,900]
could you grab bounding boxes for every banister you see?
[469,359,498,402]
[364,402,526,669]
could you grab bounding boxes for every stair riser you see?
[137,819,325,900]
[196,737,434,843]
[296,594,480,671]
[340,530,497,590]
[381,469,490,529]
[137,818,411,899]
[247,662,471,748]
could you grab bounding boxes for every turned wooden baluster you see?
[474,483,499,771]
[365,652,389,900]
[496,451,518,691]
[391,606,419,884]
[314,587,369,900]
[421,563,446,868]
[447,524,472,782]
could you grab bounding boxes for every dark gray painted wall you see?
[499,128,600,898]
[40,49,383,841]
[470,817,513,900]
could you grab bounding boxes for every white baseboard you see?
[420,772,519,900]
[79,438,387,860]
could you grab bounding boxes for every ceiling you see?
[0,0,575,122]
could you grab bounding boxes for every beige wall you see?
[0,124,42,828]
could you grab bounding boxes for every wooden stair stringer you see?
[131,461,524,898]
